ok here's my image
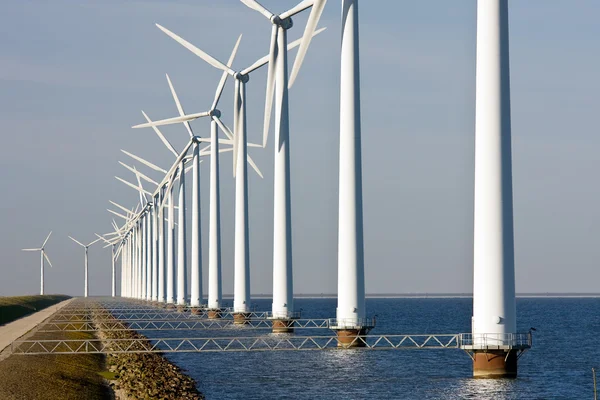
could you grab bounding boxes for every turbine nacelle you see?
[272,16,293,30]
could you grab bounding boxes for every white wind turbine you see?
[146,24,323,316]
[22,231,53,295]
[68,236,102,297]
[240,0,327,320]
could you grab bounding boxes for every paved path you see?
[0,298,74,354]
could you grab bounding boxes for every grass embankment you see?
[95,311,204,399]
[0,295,71,325]
[0,325,112,399]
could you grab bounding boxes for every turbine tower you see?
[333,0,370,346]
[22,231,53,295]
[471,0,518,378]
[69,236,102,297]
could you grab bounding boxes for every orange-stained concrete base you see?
[473,350,518,378]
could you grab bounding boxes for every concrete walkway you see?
[0,298,74,354]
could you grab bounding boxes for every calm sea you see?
[143,298,600,399]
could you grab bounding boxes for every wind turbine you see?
[240,0,327,322]
[22,231,53,295]
[68,236,102,297]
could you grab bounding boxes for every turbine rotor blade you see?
[280,0,314,20]
[115,176,153,196]
[42,231,52,248]
[121,150,167,173]
[109,200,135,216]
[43,252,53,268]
[240,0,275,20]
[108,209,130,221]
[141,110,179,156]
[87,237,102,247]
[68,236,86,247]
[165,74,194,137]
[247,154,264,179]
[212,34,242,111]
[156,24,235,76]
[22,248,42,252]
[263,24,278,148]
[119,162,159,186]
[132,112,210,130]
[289,0,328,88]
[240,27,326,75]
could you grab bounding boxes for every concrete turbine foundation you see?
[473,350,517,378]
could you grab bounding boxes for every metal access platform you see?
[10,334,462,355]
[37,319,333,332]
[49,311,273,322]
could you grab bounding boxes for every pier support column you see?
[207,309,222,319]
[473,350,517,378]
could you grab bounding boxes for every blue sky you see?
[0,0,598,296]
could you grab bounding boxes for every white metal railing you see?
[10,334,461,355]
[328,318,377,330]
[458,333,532,349]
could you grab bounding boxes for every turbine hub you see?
[192,136,203,144]
[236,73,249,83]
[210,109,221,118]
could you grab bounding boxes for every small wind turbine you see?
[69,236,102,297]
[22,231,53,295]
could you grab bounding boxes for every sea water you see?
[144,298,600,399]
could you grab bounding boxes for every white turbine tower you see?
[471,0,518,378]
[332,0,370,346]
[69,236,102,297]
[240,0,327,330]
[22,231,53,295]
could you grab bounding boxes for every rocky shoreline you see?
[92,309,204,400]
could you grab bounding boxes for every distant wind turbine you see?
[22,231,53,295]
[69,236,102,297]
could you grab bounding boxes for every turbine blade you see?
[165,74,194,137]
[212,34,242,111]
[132,112,209,130]
[280,0,314,20]
[121,150,167,173]
[87,237,102,247]
[133,166,149,204]
[213,116,234,141]
[288,0,328,88]
[42,231,52,248]
[239,0,275,20]
[22,248,41,252]
[43,252,53,268]
[68,236,86,247]
[156,24,235,75]
[119,162,159,186]
[107,209,130,221]
[240,27,326,75]
[233,84,242,177]
[109,200,135,216]
[115,176,152,196]
[247,154,264,179]
[141,111,179,157]
[263,24,278,148]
